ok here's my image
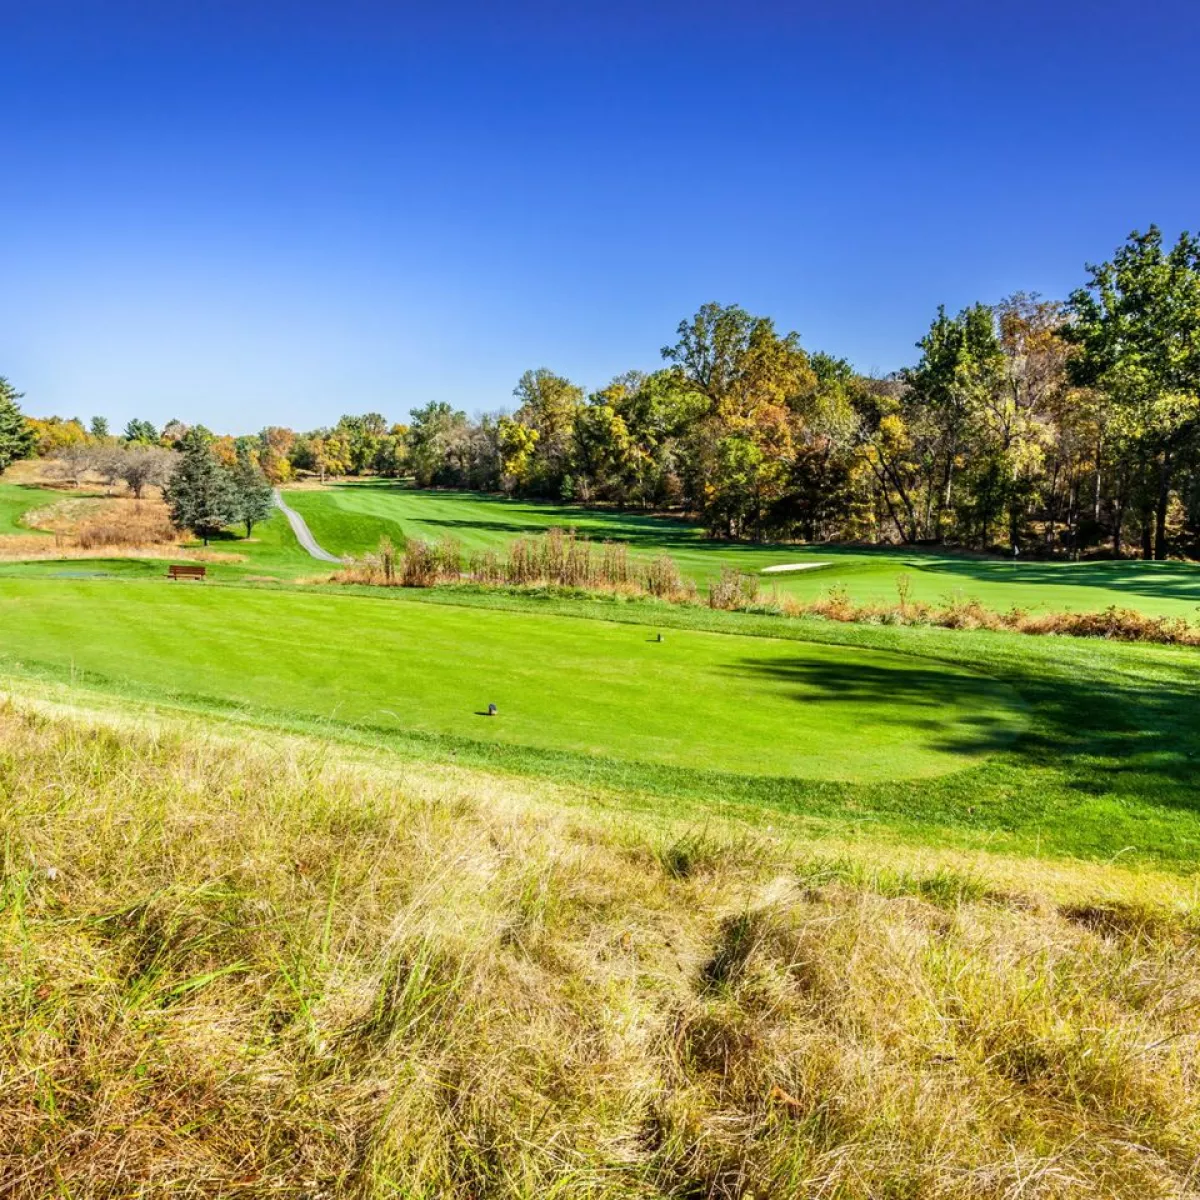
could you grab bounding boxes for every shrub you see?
[400,539,440,587]
[708,567,759,610]
[435,535,463,578]
[642,554,689,599]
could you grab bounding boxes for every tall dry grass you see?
[778,578,1200,646]
[337,529,696,601]
[2,700,1198,1197]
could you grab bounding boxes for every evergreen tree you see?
[0,377,34,472]
[163,428,236,544]
[90,416,110,439]
[229,454,274,537]
[123,418,159,445]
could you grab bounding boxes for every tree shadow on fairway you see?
[732,640,1200,822]
[1019,661,1200,810]
[915,557,1200,609]
[724,656,1025,759]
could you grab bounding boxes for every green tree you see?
[89,416,110,439]
[903,304,1004,541]
[1066,226,1200,559]
[337,413,389,475]
[163,429,236,544]
[123,418,159,445]
[229,454,275,538]
[512,368,584,495]
[0,378,34,472]
[406,402,469,487]
[572,400,639,502]
[662,303,815,537]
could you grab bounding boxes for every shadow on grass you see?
[723,655,1024,758]
[915,557,1200,607]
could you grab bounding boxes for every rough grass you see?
[2,701,1199,1198]
[0,492,186,560]
[784,580,1200,646]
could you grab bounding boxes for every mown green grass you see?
[0,577,1025,782]
[0,482,53,535]
[1,575,1198,868]
[285,481,1200,618]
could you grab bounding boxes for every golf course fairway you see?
[0,580,1027,780]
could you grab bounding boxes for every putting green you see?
[0,580,1026,780]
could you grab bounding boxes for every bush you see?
[400,539,440,587]
[642,554,690,599]
[708,567,759,610]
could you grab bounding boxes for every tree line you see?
[2,227,1198,558]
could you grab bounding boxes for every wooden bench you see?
[166,564,207,581]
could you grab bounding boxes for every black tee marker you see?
[487,703,498,717]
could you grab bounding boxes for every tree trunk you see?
[1141,508,1154,560]
[937,436,956,542]
[1066,477,1078,559]
[1154,452,1172,561]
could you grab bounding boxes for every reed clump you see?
[337,528,697,602]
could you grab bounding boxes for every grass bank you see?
[2,700,1198,1198]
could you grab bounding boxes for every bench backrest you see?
[167,564,207,578]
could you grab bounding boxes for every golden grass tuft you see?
[1,702,1199,1197]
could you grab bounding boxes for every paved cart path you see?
[273,490,345,564]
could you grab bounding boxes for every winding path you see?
[273,489,346,564]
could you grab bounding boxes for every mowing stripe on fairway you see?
[0,579,1026,781]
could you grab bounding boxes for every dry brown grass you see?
[0,492,230,563]
[0,540,243,563]
[336,530,696,601]
[778,583,1200,646]
[1,697,1199,1198]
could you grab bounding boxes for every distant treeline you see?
[3,226,1199,559]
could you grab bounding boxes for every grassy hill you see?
[4,474,1200,1195]
[3,698,1199,1197]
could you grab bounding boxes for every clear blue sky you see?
[3,0,1198,433]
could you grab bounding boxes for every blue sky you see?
[3,0,1198,433]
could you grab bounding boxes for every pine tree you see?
[229,454,275,538]
[123,418,159,445]
[0,377,34,472]
[163,428,236,544]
